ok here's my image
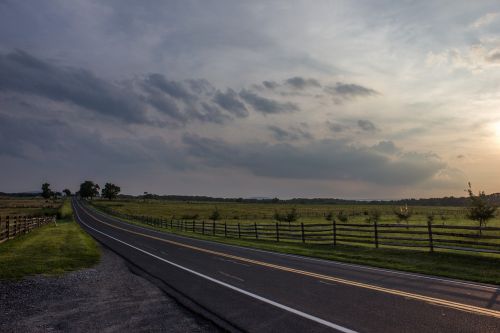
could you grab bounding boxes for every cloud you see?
[213,89,248,117]
[471,12,499,28]
[285,76,321,89]
[357,119,377,132]
[0,49,149,124]
[262,81,279,89]
[239,89,300,114]
[325,82,379,99]
[182,134,447,186]
[268,125,312,141]
[144,73,195,104]
[327,122,348,133]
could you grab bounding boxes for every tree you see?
[79,181,100,199]
[394,204,412,228]
[102,183,121,200]
[466,183,497,235]
[63,189,72,197]
[366,209,381,224]
[336,210,348,223]
[41,183,52,200]
[325,212,334,222]
[273,208,298,229]
[209,208,220,223]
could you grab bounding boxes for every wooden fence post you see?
[333,220,336,246]
[276,222,280,242]
[192,220,195,233]
[4,216,8,241]
[202,220,205,235]
[374,220,379,249]
[238,223,241,239]
[427,220,434,252]
[224,222,227,237]
[301,223,305,243]
[254,222,258,239]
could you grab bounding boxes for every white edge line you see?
[80,201,499,291]
[73,204,358,333]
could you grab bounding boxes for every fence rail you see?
[0,215,56,243]
[94,206,500,255]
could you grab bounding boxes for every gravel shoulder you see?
[0,245,220,332]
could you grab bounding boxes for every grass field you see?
[93,198,500,227]
[0,199,100,280]
[0,197,62,217]
[90,199,500,284]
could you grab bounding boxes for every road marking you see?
[73,206,357,333]
[85,204,498,292]
[215,257,251,267]
[219,271,245,282]
[75,201,500,319]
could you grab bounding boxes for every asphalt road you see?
[72,199,500,333]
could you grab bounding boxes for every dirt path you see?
[0,246,220,332]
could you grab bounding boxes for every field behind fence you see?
[91,203,500,255]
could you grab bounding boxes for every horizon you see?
[2,1,500,199]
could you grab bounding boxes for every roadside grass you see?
[0,200,100,280]
[89,204,500,285]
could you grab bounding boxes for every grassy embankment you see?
[91,199,500,284]
[0,199,100,280]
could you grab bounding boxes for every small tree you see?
[63,189,72,197]
[209,208,220,223]
[366,209,381,224]
[394,204,412,228]
[336,210,348,223]
[79,181,100,200]
[325,212,334,222]
[466,183,497,235]
[102,183,121,200]
[274,208,298,229]
[41,183,52,200]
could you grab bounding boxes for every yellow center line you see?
[78,203,500,319]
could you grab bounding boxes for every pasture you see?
[89,198,500,284]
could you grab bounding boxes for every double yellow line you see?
[78,204,500,319]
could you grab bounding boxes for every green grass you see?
[93,198,500,227]
[89,203,500,285]
[0,200,100,280]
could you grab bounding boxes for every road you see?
[72,199,500,332]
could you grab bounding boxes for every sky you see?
[1,0,500,199]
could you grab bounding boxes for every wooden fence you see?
[0,215,56,243]
[96,206,500,255]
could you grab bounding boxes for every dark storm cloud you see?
[144,73,195,103]
[0,113,71,158]
[2,50,313,129]
[267,125,313,141]
[145,91,187,123]
[357,119,377,132]
[325,82,379,98]
[182,134,446,186]
[285,76,321,89]
[0,111,188,170]
[213,89,248,118]
[239,89,300,114]
[262,81,279,90]
[0,50,149,124]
